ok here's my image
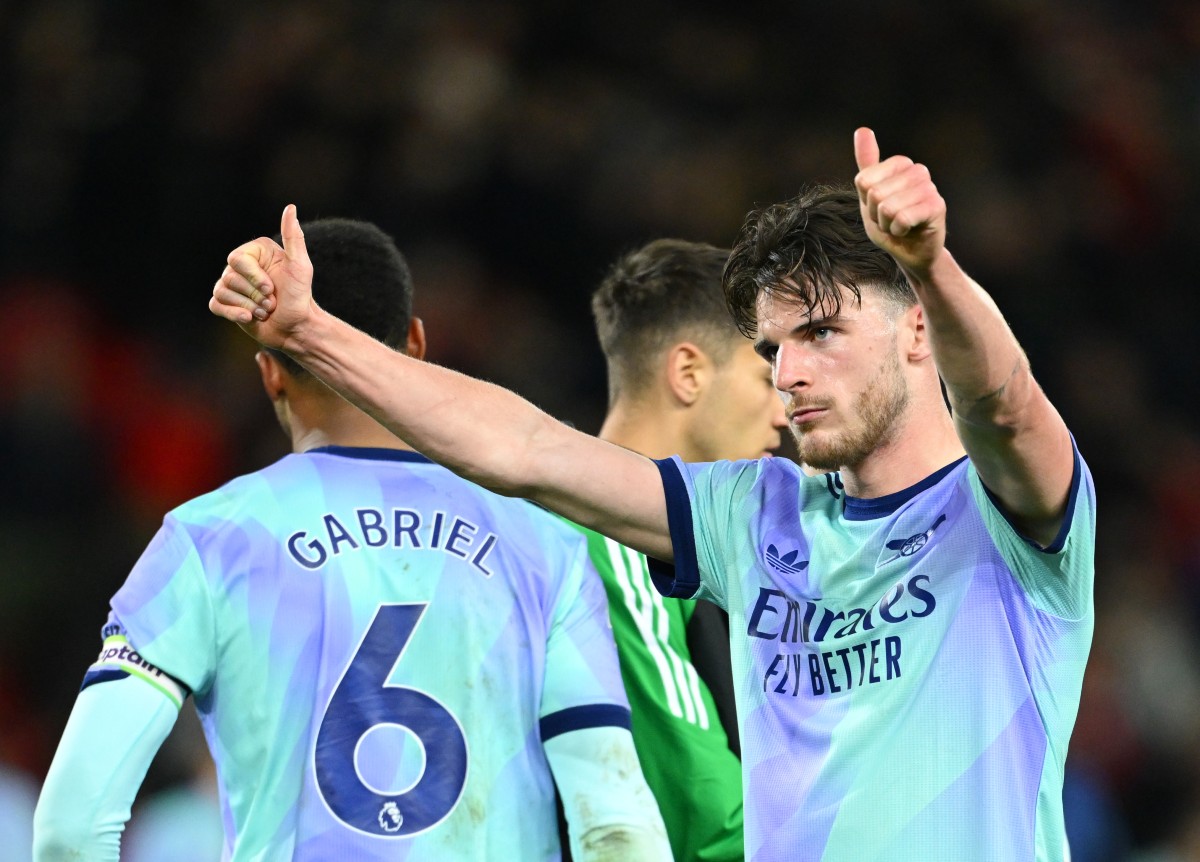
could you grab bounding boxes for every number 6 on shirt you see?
[314,603,468,837]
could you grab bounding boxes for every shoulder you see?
[676,455,826,505]
[665,454,806,489]
[161,455,303,544]
[170,466,277,516]
[961,443,1096,554]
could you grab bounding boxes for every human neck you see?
[598,398,694,461]
[289,397,413,454]
[834,408,964,499]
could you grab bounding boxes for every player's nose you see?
[774,342,812,393]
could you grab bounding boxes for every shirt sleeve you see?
[621,596,745,861]
[109,514,219,696]
[81,616,190,710]
[650,456,763,608]
[543,726,673,862]
[968,439,1097,620]
[562,522,744,860]
[33,675,180,862]
[539,534,632,740]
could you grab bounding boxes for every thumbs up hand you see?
[209,204,317,352]
[853,128,947,277]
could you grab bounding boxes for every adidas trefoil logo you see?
[765,544,809,574]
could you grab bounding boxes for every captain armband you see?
[79,624,190,709]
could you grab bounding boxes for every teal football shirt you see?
[90,447,631,861]
[652,449,1096,862]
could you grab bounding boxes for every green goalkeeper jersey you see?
[561,520,744,861]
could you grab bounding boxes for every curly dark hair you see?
[269,218,413,375]
[723,184,914,336]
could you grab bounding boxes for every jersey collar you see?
[841,456,966,521]
[305,445,432,464]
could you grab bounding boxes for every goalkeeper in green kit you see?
[568,239,788,861]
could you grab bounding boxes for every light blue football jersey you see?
[652,450,1096,862]
[89,447,630,861]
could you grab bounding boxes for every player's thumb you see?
[853,127,880,171]
[280,204,309,263]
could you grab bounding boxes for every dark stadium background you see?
[1,2,1198,859]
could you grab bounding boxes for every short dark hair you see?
[591,239,740,404]
[723,184,915,336]
[269,218,413,375]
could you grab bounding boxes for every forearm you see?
[908,249,1073,537]
[905,249,1035,427]
[215,212,673,558]
[287,305,549,494]
[34,678,179,861]
[853,130,1073,538]
[545,727,673,862]
[284,305,674,558]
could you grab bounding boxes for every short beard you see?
[794,350,909,472]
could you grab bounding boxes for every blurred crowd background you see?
[1,0,1199,859]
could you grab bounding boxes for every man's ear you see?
[902,304,931,363]
[665,342,710,407]
[255,350,288,402]
[405,317,427,360]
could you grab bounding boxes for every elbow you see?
[33,839,86,862]
[455,413,562,500]
[33,805,117,862]
[951,362,1042,433]
[453,458,535,499]
[575,823,672,862]
[33,826,88,862]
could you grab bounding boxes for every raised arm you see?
[210,207,673,560]
[853,128,1073,546]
